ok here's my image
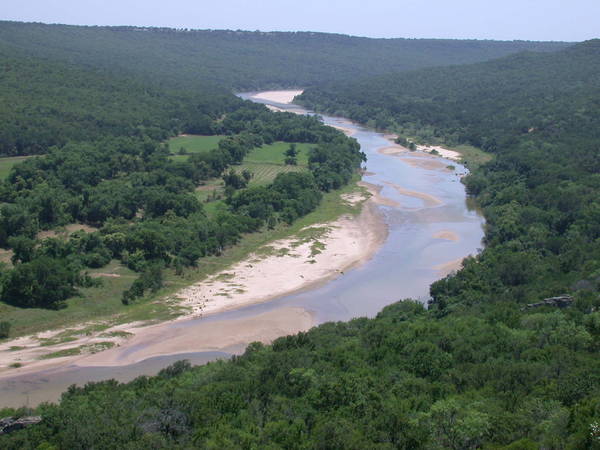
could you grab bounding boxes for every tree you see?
[1,257,79,309]
[222,169,248,190]
[241,169,253,184]
[8,236,36,264]
[285,143,298,165]
[424,398,490,450]
[122,262,164,305]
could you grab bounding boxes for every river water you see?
[0,93,484,407]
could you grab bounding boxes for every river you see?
[0,92,484,407]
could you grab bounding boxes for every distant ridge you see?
[0,20,570,90]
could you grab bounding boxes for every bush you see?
[0,321,11,339]
[1,257,79,309]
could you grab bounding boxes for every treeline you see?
[3,41,599,447]
[0,21,568,92]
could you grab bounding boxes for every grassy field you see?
[452,144,493,170]
[168,135,225,160]
[0,258,191,340]
[0,156,32,179]
[237,142,313,185]
[195,141,314,204]
[242,142,312,166]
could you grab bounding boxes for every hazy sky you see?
[3,0,599,41]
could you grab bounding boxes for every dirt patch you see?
[90,273,122,279]
[0,249,13,264]
[37,223,99,240]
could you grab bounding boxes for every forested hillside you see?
[3,40,599,448]
[298,40,600,149]
[0,44,238,156]
[0,21,568,91]
[0,38,363,324]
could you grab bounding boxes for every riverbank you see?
[177,201,385,317]
[250,90,304,104]
[0,181,386,378]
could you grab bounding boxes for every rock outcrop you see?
[521,295,574,311]
[0,416,42,435]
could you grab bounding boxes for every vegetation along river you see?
[0,91,485,407]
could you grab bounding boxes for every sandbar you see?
[433,230,460,241]
[0,186,387,378]
[378,145,409,157]
[384,181,443,208]
[251,90,304,104]
[416,144,461,161]
[399,157,451,171]
[358,181,400,208]
[78,307,314,367]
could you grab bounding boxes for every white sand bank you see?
[416,144,461,161]
[176,201,386,317]
[0,186,387,377]
[251,90,304,104]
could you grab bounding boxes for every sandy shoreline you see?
[417,144,461,161]
[330,124,357,136]
[378,140,462,164]
[177,196,385,317]
[0,185,387,378]
[251,90,304,104]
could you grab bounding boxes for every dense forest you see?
[0,21,568,91]
[1,23,599,449]
[0,34,364,312]
[297,40,600,150]
[0,43,238,156]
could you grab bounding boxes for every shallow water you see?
[234,92,484,321]
[0,93,484,407]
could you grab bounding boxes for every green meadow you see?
[0,156,32,179]
[168,135,225,161]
